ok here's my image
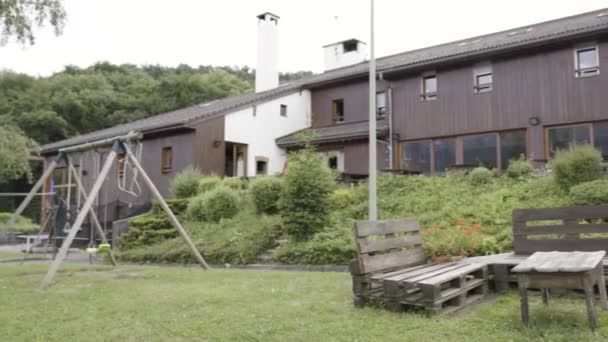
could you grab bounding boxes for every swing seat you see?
[85,244,111,254]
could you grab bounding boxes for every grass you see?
[1,263,607,341]
[0,251,25,260]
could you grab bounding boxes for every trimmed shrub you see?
[506,157,534,178]
[0,212,39,233]
[151,198,190,216]
[188,186,239,222]
[551,144,603,190]
[250,177,283,214]
[221,177,247,190]
[118,214,177,250]
[329,187,355,211]
[169,167,202,198]
[569,179,608,205]
[470,167,492,185]
[199,175,222,193]
[280,147,335,241]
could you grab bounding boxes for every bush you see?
[151,198,190,216]
[551,144,603,190]
[0,212,39,233]
[273,224,356,265]
[169,167,202,198]
[280,147,335,241]
[470,167,492,185]
[506,157,534,178]
[329,187,355,211]
[187,186,239,222]
[250,177,282,215]
[199,175,222,193]
[221,177,247,190]
[569,180,608,205]
[118,214,177,250]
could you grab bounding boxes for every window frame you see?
[161,147,173,174]
[332,99,345,123]
[574,43,600,78]
[280,104,287,117]
[544,123,593,159]
[117,153,126,177]
[376,92,387,118]
[473,61,493,93]
[420,73,438,101]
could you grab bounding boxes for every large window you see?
[546,125,591,158]
[421,74,437,101]
[594,123,608,160]
[473,62,493,93]
[574,44,599,78]
[500,131,527,168]
[433,139,456,175]
[403,141,431,175]
[332,99,344,123]
[463,134,497,168]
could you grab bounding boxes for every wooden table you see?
[512,251,608,330]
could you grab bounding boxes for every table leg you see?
[542,288,550,305]
[598,266,607,311]
[518,275,529,325]
[583,275,598,330]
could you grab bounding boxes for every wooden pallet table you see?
[512,251,608,330]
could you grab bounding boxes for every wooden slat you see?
[513,224,608,236]
[418,264,485,285]
[360,247,427,274]
[383,262,460,282]
[355,218,420,237]
[399,263,470,284]
[358,234,423,254]
[513,205,608,222]
[371,263,431,280]
[514,238,608,254]
[512,251,605,273]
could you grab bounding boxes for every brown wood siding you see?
[311,36,608,162]
[191,116,225,175]
[311,81,388,127]
[392,38,608,160]
[343,142,389,175]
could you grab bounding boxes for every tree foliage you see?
[0,63,312,146]
[0,0,67,45]
[0,121,36,183]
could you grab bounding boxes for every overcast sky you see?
[1,0,607,76]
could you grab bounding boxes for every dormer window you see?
[343,40,358,53]
[421,73,437,101]
[574,43,599,78]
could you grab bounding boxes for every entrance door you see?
[224,142,248,177]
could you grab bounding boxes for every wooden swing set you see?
[3,131,210,290]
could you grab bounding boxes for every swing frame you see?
[3,131,210,290]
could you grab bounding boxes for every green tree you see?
[0,120,36,183]
[16,110,72,144]
[0,0,67,45]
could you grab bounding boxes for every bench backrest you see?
[351,218,427,275]
[512,205,608,255]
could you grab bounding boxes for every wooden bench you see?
[494,205,608,291]
[350,218,488,314]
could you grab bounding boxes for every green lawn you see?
[0,251,25,260]
[0,263,607,341]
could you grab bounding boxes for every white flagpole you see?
[368,0,377,221]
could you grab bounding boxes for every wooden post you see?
[41,150,118,290]
[123,143,210,270]
[68,163,117,266]
[517,274,529,325]
[597,265,607,311]
[4,159,58,230]
[583,275,598,330]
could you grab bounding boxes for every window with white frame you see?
[473,62,493,93]
[574,43,599,78]
[376,92,387,118]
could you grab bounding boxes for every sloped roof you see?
[276,120,389,147]
[41,8,608,153]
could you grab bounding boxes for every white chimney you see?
[255,12,280,93]
[323,39,368,71]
